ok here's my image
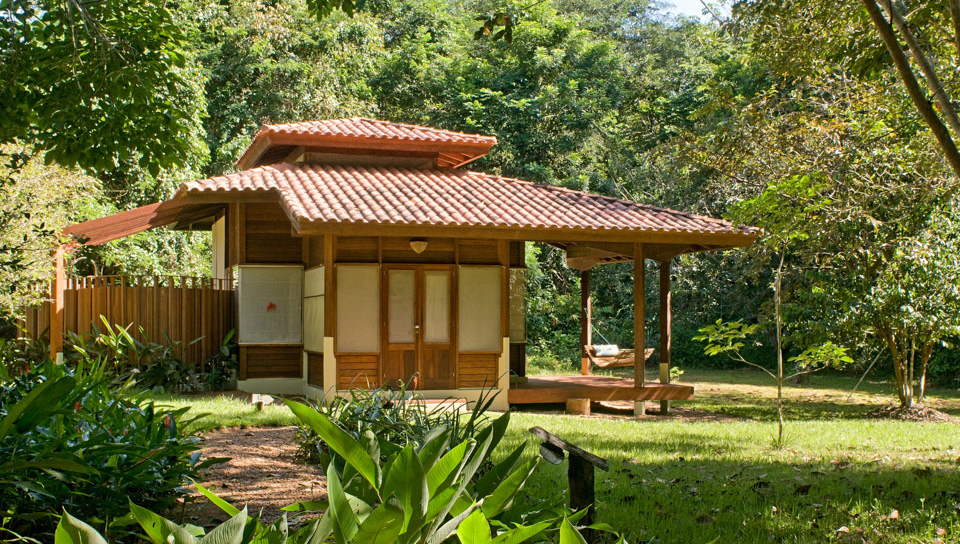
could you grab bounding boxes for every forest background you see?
[3,0,960,396]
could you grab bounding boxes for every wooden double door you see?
[381,265,456,389]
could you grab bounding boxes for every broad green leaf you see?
[199,507,247,544]
[281,500,329,512]
[559,518,587,544]
[474,444,526,496]
[55,510,108,544]
[426,439,475,496]
[291,515,334,544]
[351,496,404,544]
[381,445,427,533]
[416,427,451,470]
[326,462,360,543]
[285,400,379,491]
[0,376,75,441]
[490,521,553,544]
[456,509,491,544]
[480,458,539,519]
[193,480,241,517]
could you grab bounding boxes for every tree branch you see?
[861,0,960,182]
[880,0,960,141]
[948,0,960,59]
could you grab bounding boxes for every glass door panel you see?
[423,271,450,343]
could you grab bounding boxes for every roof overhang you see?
[62,198,224,246]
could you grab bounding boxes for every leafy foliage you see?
[0,359,218,539]
[294,378,495,466]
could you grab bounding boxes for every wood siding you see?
[336,353,380,389]
[21,275,233,365]
[457,352,499,388]
[243,203,302,263]
[307,351,323,387]
[241,345,301,379]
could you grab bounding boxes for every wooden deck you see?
[507,375,694,405]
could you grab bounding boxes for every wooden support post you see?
[569,454,595,540]
[580,268,592,375]
[633,244,645,386]
[530,427,608,543]
[659,260,672,414]
[49,245,66,362]
[565,398,591,415]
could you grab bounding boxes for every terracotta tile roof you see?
[256,118,498,146]
[236,118,498,170]
[180,163,758,241]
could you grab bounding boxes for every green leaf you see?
[55,510,108,544]
[559,518,587,544]
[480,458,539,519]
[285,399,379,491]
[0,376,75,441]
[351,496,404,544]
[456,509,491,544]
[426,439,474,496]
[490,521,553,544]
[381,445,427,534]
[199,507,246,544]
[281,500,329,512]
[326,462,360,543]
[193,480,241,517]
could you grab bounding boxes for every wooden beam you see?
[323,235,336,337]
[580,269,591,376]
[659,259,672,414]
[633,244,645,387]
[49,245,66,361]
[298,221,759,248]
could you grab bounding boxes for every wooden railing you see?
[20,275,234,365]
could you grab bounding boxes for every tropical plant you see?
[295,378,496,466]
[0,358,218,539]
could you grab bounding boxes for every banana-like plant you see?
[53,401,625,543]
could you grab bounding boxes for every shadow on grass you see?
[518,436,960,543]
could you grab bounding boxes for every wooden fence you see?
[21,275,234,365]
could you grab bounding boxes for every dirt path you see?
[184,426,327,527]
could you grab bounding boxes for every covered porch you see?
[508,375,694,405]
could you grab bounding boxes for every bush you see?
[0,358,218,539]
[294,378,495,467]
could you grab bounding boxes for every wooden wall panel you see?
[381,237,455,263]
[336,236,379,262]
[509,241,525,267]
[337,353,380,389]
[243,203,302,263]
[241,345,302,379]
[307,352,323,387]
[305,236,325,268]
[457,240,500,264]
[457,352,498,388]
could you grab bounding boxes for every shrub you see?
[0,358,218,539]
[294,378,495,466]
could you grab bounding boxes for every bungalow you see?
[55,118,758,411]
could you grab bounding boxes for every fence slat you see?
[18,275,233,364]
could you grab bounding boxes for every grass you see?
[146,392,297,433]
[155,370,960,543]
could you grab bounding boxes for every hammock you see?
[583,345,654,369]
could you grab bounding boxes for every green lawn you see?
[153,370,960,543]
[147,392,297,433]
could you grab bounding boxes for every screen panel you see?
[458,266,501,351]
[237,266,303,344]
[337,265,380,352]
[424,270,451,343]
[387,270,416,344]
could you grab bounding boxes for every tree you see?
[1,0,205,173]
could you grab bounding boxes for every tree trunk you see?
[861,0,960,181]
[881,0,960,139]
[948,0,960,59]
[879,324,911,407]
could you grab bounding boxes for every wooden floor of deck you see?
[507,375,694,405]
